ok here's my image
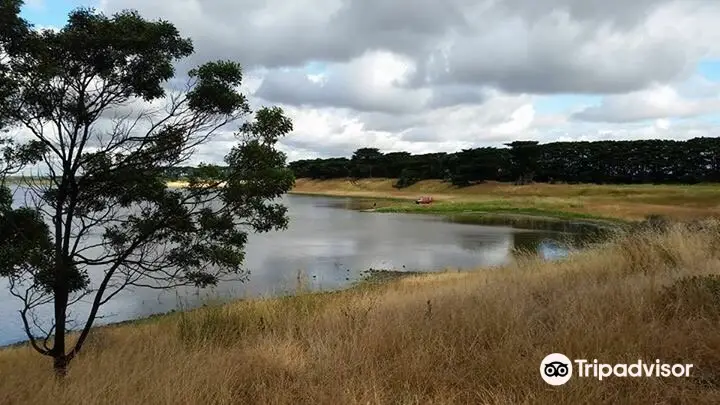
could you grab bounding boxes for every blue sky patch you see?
[20,0,95,29]
[697,59,720,82]
[534,94,602,115]
[304,61,328,76]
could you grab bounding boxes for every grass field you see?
[291,178,720,222]
[1,221,720,404]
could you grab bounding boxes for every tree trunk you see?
[53,353,68,378]
[516,172,535,185]
[52,265,69,378]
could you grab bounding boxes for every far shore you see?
[9,176,719,230]
[289,178,720,224]
[5,178,226,188]
[165,180,227,188]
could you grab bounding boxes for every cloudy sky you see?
[19,0,720,163]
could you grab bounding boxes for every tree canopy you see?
[288,138,720,187]
[0,2,294,375]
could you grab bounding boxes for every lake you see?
[0,193,575,346]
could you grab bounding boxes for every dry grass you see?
[291,178,720,221]
[2,222,720,404]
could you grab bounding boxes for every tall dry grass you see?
[2,222,720,404]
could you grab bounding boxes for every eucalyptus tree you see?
[0,1,294,375]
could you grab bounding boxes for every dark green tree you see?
[350,147,384,178]
[287,137,720,185]
[0,0,30,131]
[448,148,508,187]
[393,168,420,188]
[505,141,540,185]
[0,3,294,376]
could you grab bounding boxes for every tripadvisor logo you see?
[540,353,573,385]
[540,353,694,385]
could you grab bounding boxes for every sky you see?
[17,0,720,164]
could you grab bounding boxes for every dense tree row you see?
[287,138,720,187]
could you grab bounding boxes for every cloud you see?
[70,0,720,162]
[273,91,538,158]
[100,0,720,94]
[254,51,492,113]
[572,85,720,122]
[409,4,710,94]
[255,51,431,114]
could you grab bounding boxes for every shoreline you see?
[288,179,637,232]
[1,179,711,349]
[288,178,720,223]
[0,269,427,350]
[2,221,718,403]
[1,177,613,349]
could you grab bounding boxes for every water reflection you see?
[536,239,572,261]
[0,193,580,346]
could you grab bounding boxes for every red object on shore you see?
[415,196,433,204]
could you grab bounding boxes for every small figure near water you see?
[415,196,433,204]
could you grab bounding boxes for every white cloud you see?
[572,84,720,122]
[17,0,708,161]
[255,51,431,114]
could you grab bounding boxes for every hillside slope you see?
[291,178,720,221]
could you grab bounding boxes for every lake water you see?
[0,193,574,346]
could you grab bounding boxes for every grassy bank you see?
[290,178,720,223]
[2,222,720,404]
[373,200,624,233]
[4,176,53,186]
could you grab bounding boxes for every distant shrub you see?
[657,274,720,320]
[617,231,680,274]
[393,169,420,189]
[632,214,672,232]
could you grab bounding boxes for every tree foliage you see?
[0,2,294,375]
[288,138,720,187]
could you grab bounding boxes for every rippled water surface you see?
[0,193,575,346]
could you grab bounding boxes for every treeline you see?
[164,165,231,180]
[287,138,720,187]
[164,166,197,180]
